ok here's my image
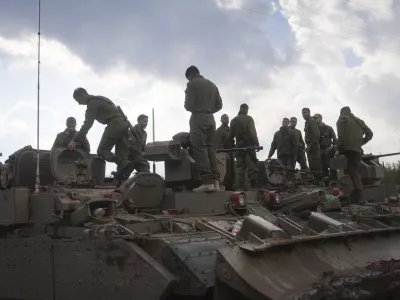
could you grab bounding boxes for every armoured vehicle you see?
[1,139,400,300]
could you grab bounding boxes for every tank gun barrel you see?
[362,151,400,161]
[216,146,263,153]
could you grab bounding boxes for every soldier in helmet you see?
[68,87,134,180]
[52,117,90,154]
[336,106,373,204]
[313,113,337,176]
[128,114,150,173]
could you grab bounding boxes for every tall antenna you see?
[34,0,41,193]
[152,108,156,173]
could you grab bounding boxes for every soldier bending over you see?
[68,88,134,180]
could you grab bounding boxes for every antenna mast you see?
[34,0,41,193]
[152,108,156,173]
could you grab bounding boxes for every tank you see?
[1,141,400,300]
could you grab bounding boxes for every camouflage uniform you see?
[215,124,235,190]
[226,112,259,190]
[74,96,129,167]
[290,127,308,169]
[318,123,337,175]
[52,129,90,154]
[128,124,150,173]
[268,127,298,168]
[304,116,321,172]
[184,75,223,185]
[336,107,373,203]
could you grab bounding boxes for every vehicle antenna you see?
[152,108,156,173]
[34,0,41,193]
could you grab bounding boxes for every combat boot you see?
[193,184,216,193]
[214,180,221,191]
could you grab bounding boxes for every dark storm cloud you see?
[0,0,296,88]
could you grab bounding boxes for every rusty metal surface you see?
[0,238,53,300]
[53,239,98,300]
[145,232,229,296]
[96,240,175,300]
[216,230,400,300]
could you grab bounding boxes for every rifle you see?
[216,146,263,153]
[266,164,319,175]
[115,106,145,150]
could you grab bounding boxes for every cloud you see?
[1,0,400,176]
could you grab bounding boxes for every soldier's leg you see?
[131,157,151,173]
[320,147,329,175]
[246,150,258,187]
[307,150,321,173]
[235,153,246,190]
[189,119,213,185]
[279,156,289,167]
[206,125,218,181]
[345,150,363,203]
[297,150,309,170]
[225,153,235,190]
[97,121,127,165]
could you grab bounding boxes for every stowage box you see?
[0,187,30,225]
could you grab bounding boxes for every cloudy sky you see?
[1,0,400,176]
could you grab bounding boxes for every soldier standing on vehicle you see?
[314,113,337,176]
[226,104,260,191]
[289,117,309,170]
[128,114,150,173]
[68,88,134,180]
[267,118,297,168]
[336,106,373,204]
[184,65,223,192]
[302,108,321,173]
[215,114,235,190]
[52,117,90,154]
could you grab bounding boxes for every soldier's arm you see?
[213,87,223,113]
[184,81,196,112]
[330,126,338,145]
[291,133,298,157]
[310,119,320,147]
[298,130,305,149]
[361,121,373,145]
[268,133,277,158]
[82,136,91,154]
[336,116,346,150]
[75,102,99,142]
[248,117,259,147]
[143,133,147,152]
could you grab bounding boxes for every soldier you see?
[184,65,223,192]
[226,104,259,191]
[68,88,134,180]
[336,106,373,204]
[215,114,235,190]
[267,118,297,168]
[128,114,150,173]
[302,108,321,173]
[313,113,337,176]
[289,117,308,170]
[52,117,90,154]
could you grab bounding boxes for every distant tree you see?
[384,160,400,185]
